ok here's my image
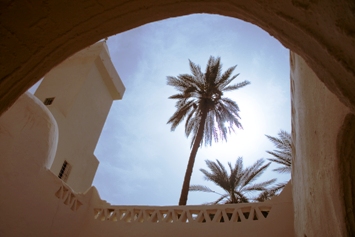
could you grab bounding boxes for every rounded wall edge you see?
[0,92,59,236]
[0,91,58,173]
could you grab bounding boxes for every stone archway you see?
[1,0,355,115]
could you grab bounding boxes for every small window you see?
[58,160,72,182]
[44,97,55,105]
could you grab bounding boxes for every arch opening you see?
[87,14,291,205]
[28,13,292,205]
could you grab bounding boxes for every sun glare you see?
[93,14,290,205]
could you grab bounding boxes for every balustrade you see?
[93,204,272,224]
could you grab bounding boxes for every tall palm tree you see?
[167,56,250,205]
[189,158,276,204]
[265,130,292,173]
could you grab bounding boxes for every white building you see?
[34,41,125,192]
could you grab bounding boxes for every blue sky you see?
[30,14,291,206]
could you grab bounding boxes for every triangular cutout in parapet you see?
[64,193,75,205]
[162,211,173,223]
[237,214,242,222]
[143,209,154,222]
[55,186,63,199]
[189,210,204,223]
[198,210,211,223]
[93,208,102,219]
[241,206,251,220]
[97,209,106,221]
[62,186,69,200]
[178,211,188,223]
[205,209,216,222]
[108,209,118,221]
[133,210,144,223]
[132,210,140,222]
[259,206,271,218]
[117,209,130,222]
[104,208,115,220]
[225,209,234,221]
[172,209,182,222]
[148,211,159,223]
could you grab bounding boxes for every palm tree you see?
[258,130,292,200]
[189,158,276,204]
[167,56,250,205]
[265,130,292,173]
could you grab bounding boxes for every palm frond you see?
[273,166,291,173]
[265,130,292,174]
[192,157,275,204]
[212,194,230,205]
[223,80,251,92]
[265,130,291,150]
[241,178,276,192]
[216,65,237,87]
[189,185,216,193]
[233,190,250,203]
[254,190,276,202]
[254,181,288,202]
[270,181,288,193]
[167,100,195,130]
[241,159,271,187]
[230,157,244,188]
[189,60,204,85]
[205,56,221,86]
[168,93,187,100]
[185,110,199,137]
[200,160,230,191]
[267,153,291,166]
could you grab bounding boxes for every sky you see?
[30,14,291,206]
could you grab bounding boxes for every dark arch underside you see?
[1,0,355,115]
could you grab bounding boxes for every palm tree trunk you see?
[178,108,208,205]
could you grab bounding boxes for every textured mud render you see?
[291,53,350,237]
[337,113,355,235]
[1,0,355,115]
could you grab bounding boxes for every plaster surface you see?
[291,52,351,237]
[1,0,355,115]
